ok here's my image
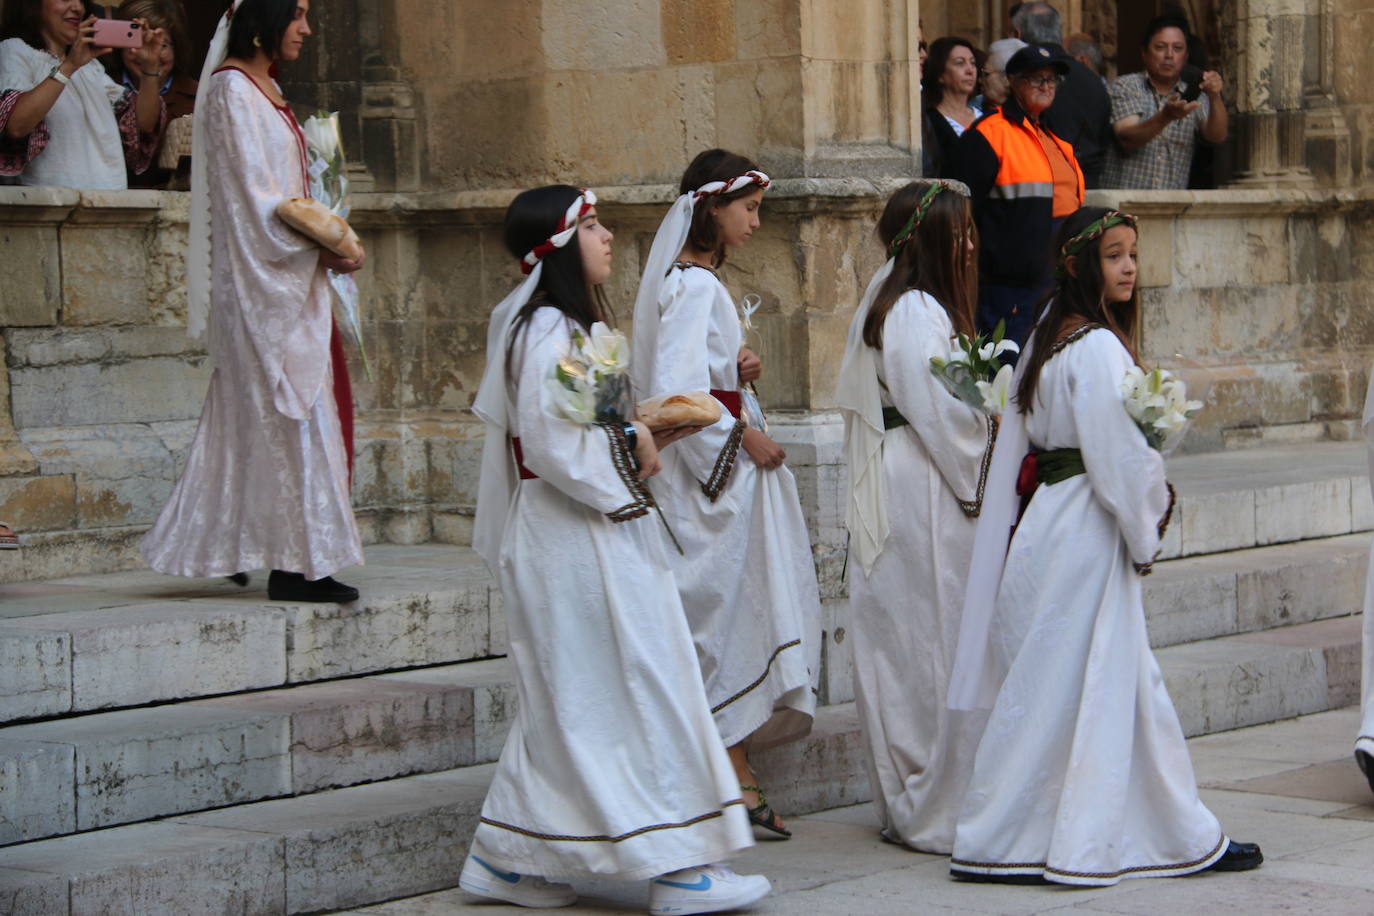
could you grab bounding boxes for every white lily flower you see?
[300,113,342,163]
[975,364,1015,416]
[582,322,629,377]
[993,339,1020,357]
[546,374,597,424]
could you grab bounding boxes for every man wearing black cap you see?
[947,44,1084,348]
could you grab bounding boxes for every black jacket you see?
[1038,43,1111,189]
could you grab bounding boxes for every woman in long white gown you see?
[836,180,995,854]
[947,207,1262,885]
[461,185,771,916]
[631,149,821,838]
[141,0,364,603]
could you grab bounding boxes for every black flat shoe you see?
[1358,750,1374,796]
[950,869,1048,885]
[1204,840,1263,872]
[267,570,360,603]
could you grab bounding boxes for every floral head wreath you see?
[692,170,771,202]
[1055,210,1137,281]
[886,180,964,260]
[520,189,597,274]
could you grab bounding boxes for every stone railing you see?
[2,184,1370,582]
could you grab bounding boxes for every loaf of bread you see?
[275,197,364,262]
[635,392,722,431]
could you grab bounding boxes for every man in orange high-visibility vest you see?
[948,44,1084,349]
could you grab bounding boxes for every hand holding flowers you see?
[929,321,1020,416]
[1120,366,1203,453]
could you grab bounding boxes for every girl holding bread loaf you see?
[463,185,772,915]
[141,0,366,603]
[631,149,822,839]
[835,179,996,854]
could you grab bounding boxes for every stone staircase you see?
[0,441,1368,915]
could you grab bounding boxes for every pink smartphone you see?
[91,19,143,49]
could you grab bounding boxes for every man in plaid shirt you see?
[1102,15,1226,189]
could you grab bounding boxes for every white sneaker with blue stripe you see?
[458,843,577,908]
[649,864,771,914]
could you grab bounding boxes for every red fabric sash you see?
[710,389,742,420]
[330,319,354,484]
[511,437,538,480]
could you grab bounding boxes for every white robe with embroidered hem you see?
[847,291,993,854]
[1357,368,1374,778]
[472,306,753,881]
[140,69,361,580]
[646,265,820,750]
[951,328,1226,886]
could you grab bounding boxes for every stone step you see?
[0,704,865,916]
[0,545,504,724]
[1162,440,1370,560]
[1144,532,1369,648]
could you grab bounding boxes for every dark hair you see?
[1141,15,1190,49]
[104,0,192,80]
[1015,207,1140,413]
[679,148,763,269]
[863,182,977,349]
[226,0,297,61]
[502,185,611,369]
[921,37,977,109]
[1,0,100,51]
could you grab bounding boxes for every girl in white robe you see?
[140,2,364,601]
[631,150,821,838]
[1356,367,1374,796]
[836,181,995,854]
[948,207,1262,885]
[462,185,769,915]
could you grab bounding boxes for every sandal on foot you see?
[741,785,791,839]
[0,522,18,551]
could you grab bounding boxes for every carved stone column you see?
[1301,0,1351,186]
[1231,0,1313,187]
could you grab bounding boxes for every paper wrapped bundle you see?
[275,197,364,261]
[635,392,722,431]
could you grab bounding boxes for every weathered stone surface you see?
[205,678,475,793]
[1144,558,1239,649]
[1160,638,1329,738]
[0,627,70,722]
[0,741,74,844]
[0,225,62,327]
[0,706,290,833]
[0,603,286,713]
[59,225,151,327]
[0,821,284,916]
[23,425,184,529]
[0,526,146,586]
[177,769,488,914]
[0,476,76,533]
[0,869,66,916]
[1256,477,1354,546]
[754,703,870,815]
[379,658,515,764]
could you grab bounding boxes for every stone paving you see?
[337,707,1374,916]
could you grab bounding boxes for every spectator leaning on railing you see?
[1102,15,1227,190]
[0,0,167,188]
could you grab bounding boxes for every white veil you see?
[185,8,234,340]
[628,170,771,401]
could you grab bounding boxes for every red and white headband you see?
[520,189,597,274]
[691,170,771,201]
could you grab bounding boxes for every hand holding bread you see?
[635,392,722,432]
[276,197,365,262]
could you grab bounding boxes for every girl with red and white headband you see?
[464,185,771,915]
[631,149,822,840]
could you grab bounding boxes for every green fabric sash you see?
[882,406,909,430]
[1037,447,1085,485]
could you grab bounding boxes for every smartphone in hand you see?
[91,19,144,49]
[1178,65,1204,103]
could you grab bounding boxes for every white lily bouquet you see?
[929,321,1020,416]
[546,322,631,425]
[301,111,372,380]
[546,323,682,552]
[738,293,768,433]
[1120,366,1203,453]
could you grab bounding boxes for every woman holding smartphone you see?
[0,0,166,187]
[142,0,366,604]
